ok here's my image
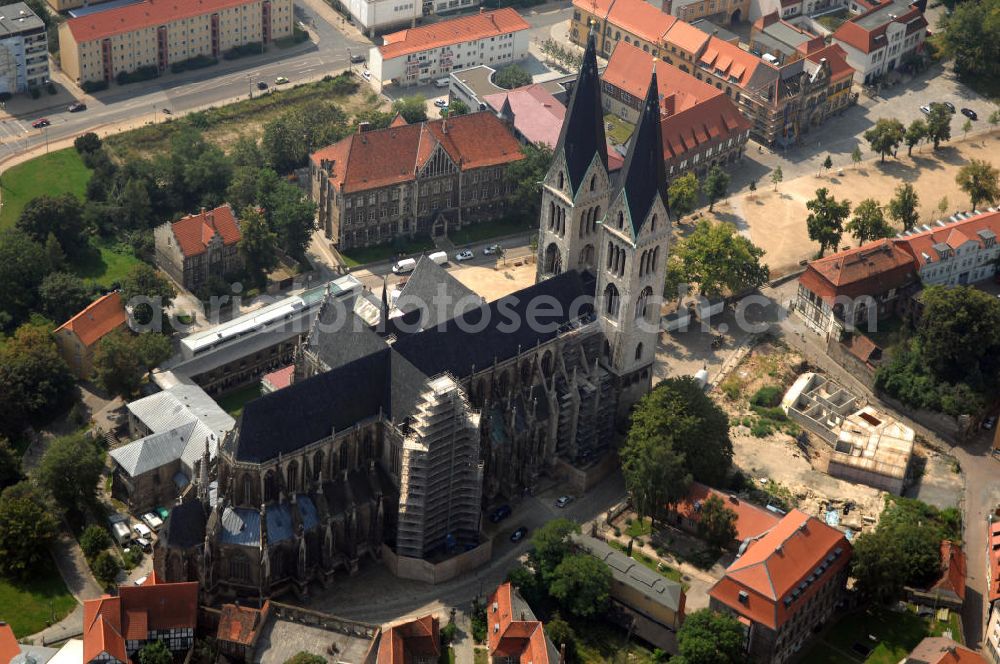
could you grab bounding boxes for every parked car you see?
[350,54,366,64]
[362,70,371,81]
[257,81,269,90]
[555,495,573,508]
[483,244,501,255]
[942,101,956,113]
[919,105,931,116]
[134,575,148,586]
[68,102,86,112]
[132,536,152,552]
[275,76,289,84]
[142,512,164,530]
[161,108,172,115]
[133,522,152,539]
[455,249,474,261]
[31,118,50,128]
[961,107,978,120]
[434,99,448,108]
[510,526,528,542]
[489,505,512,523]
[984,415,997,430]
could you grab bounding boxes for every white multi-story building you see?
[345,0,421,38]
[894,209,1000,287]
[832,0,927,85]
[0,3,49,94]
[369,8,530,88]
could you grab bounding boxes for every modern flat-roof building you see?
[58,0,294,86]
[709,509,851,664]
[369,8,530,88]
[0,3,49,94]
[832,0,927,84]
[448,63,566,113]
[53,291,128,379]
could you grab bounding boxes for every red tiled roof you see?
[217,601,269,647]
[66,0,257,43]
[603,40,718,113]
[262,365,295,392]
[672,482,781,542]
[709,509,850,630]
[907,637,987,664]
[929,540,966,602]
[832,4,926,54]
[804,43,855,81]
[377,615,439,664]
[378,8,530,60]
[698,36,768,88]
[661,92,750,159]
[894,210,1000,267]
[484,84,565,148]
[988,517,1000,603]
[118,581,198,635]
[571,0,615,20]
[487,583,554,664]
[606,0,676,44]
[843,333,880,365]
[55,291,127,348]
[0,622,19,664]
[798,239,918,305]
[664,19,711,54]
[390,113,408,128]
[311,112,523,194]
[83,596,126,664]
[168,204,241,258]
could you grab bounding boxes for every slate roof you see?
[310,304,390,372]
[553,30,608,195]
[571,533,685,612]
[163,498,207,549]
[54,291,127,347]
[110,420,200,476]
[220,506,261,547]
[394,256,480,324]
[613,70,668,235]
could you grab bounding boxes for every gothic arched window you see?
[635,343,644,361]
[590,174,596,191]
[558,172,565,189]
[617,211,624,230]
[604,283,620,317]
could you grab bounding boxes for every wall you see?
[824,336,875,389]
[551,451,619,494]
[380,539,492,583]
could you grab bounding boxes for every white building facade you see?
[831,0,927,84]
[0,3,49,94]
[895,210,1000,287]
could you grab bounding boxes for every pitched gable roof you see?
[832,2,926,54]
[894,210,1000,267]
[906,637,987,664]
[605,0,676,44]
[486,583,556,664]
[672,482,781,542]
[928,540,966,602]
[117,581,198,635]
[603,40,717,113]
[798,239,918,304]
[217,601,270,647]
[83,597,126,664]
[66,0,254,42]
[55,291,127,347]
[803,44,854,81]
[376,615,440,664]
[0,622,19,664]
[167,204,241,258]
[698,36,770,88]
[554,30,608,195]
[663,19,711,54]
[483,84,566,148]
[377,8,530,60]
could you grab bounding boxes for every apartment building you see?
[602,41,750,179]
[894,209,1000,287]
[154,204,243,293]
[0,3,48,94]
[53,291,128,379]
[369,8,530,88]
[58,0,294,85]
[487,583,559,664]
[832,0,927,84]
[662,0,749,25]
[309,111,523,250]
[749,12,824,65]
[709,510,852,663]
[986,511,1000,664]
[571,0,677,60]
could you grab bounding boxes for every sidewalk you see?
[28,528,103,645]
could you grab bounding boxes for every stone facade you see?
[154,205,243,293]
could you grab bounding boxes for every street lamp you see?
[43,126,48,154]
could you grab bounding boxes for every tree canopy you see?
[918,285,1000,383]
[528,518,581,582]
[283,653,326,664]
[926,104,952,149]
[120,263,176,328]
[0,319,76,437]
[93,330,173,397]
[0,229,50,330]
[904,119,927,156]
[703,165,730,212]
[887,183,919,231]
[673,609,746,664]
[17,194,88,258]
[0,438,20,492]
[806,188,851,257]
[493,64,532,90]
[506,142,553,221]
[938,0,1000,83]
[80,524,112,559]
[0,481,58,578]
[672,220,769,298]
[239,205,280,288]
[39,272,93,325]
[956,159,1000,210]
[548,554,611,618]
[863,118,904,162]
[846,198,893,245]
[697,494,738,550]
[138,641,172,664]
[391,96,428,124]
[667,172,700,219]
[36,432,105,512]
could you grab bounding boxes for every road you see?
[0,0,369,163]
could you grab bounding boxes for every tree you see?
[239,206,279,288]
[118,178,153,230]
[74,132,102,156]
[264,180,317,259]
[262,115,308,174]
[926,104,952,149]
[16,194,87,258]
[506,565,543,607]
[230,134,264,169]
[447,98,470,116]
[697,495,738,550]
[0,229,51,328]
[528,518,580,581]
[392,95,427,124]
[846,198,893,245]
[120,263,176,328]
[39,272,92,325]
[0,320,76,437]
[821,154,833,175]
[770,165,782,191]
[0,481,58,578]
[937,196,949,217]
[962,117,973,139]
[672,220,769,298]
[917,285,1000,383]
[990,109,1000,130]
[851,145,863,168]
[668,172,700,219]
[93,330,172,397]
[0,438,20,491]
[805,188,851,257]
[673,610,745,664]
[887,183,919,231]
[863,118,904,162]
[36,432,105,511]
[493,64,532,90]
[956,159,1000,210]
[748,179,757,199]
[91,550,121,588]
[938,0,1000,82]
[283,653,326,664]
[544,614,578,664]
[506,142,552,220]
[138,641,172,664]
[548,554,611,618]
[80,524,111,559]
[44,233,66,271]
[904,119,927,156]
[623,377,732,522]
[703,165,730,212]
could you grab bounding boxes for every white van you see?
[392,258,417,274]
[111,522,131,545]
[428,251,447,266]
[434,78,450,88]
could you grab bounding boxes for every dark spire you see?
[554,28,608,195]
[616,68,667,235]
[380,276,389,329]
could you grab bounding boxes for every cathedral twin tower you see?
[536,31,671,404]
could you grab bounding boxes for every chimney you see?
[520,611,526,621]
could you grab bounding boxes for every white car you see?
[275,76,289,84]
[134,575,148,586]
[362,70,371,81]
[133,522,152,539]
[919,105,931,115]
[555,495,573,508]
[434,99,449,108]
[455,250,474,261]
[142,512,164,530]
[483,244,501,255]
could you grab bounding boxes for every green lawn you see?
[626,517,652,538]
[0,148,92,229]
[0,562,77,638]
[802,606,936,664]
[70,237,143,288]
[217,383,263,416]
[338,235,437,268]
[604,114,634,147]
[473,649,488,664]
[448,217,535,246]
[574,619,656,664]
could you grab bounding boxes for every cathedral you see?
[155,31,671,601]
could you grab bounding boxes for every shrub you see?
[750,385,783,407]
[613,527,621,537]
[116,65,159,85]
[720,377,741,401]
[222,43,264,60]
[440,622,458,645]
[170,55,217,74]
[28,86,40,99]
[91,550,121,587]
[750,419,774,437]
[82,80,109,93]
[80,524,111,559]
[122,546,143,569]
[46,82,57,95]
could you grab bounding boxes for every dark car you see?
[489,505,511,523]
[68,102,87,112]
[961,107,978,120]
[510,526,528,542]
[350,54,366,64]
[257,81,269,90]
[942,101,956,113]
